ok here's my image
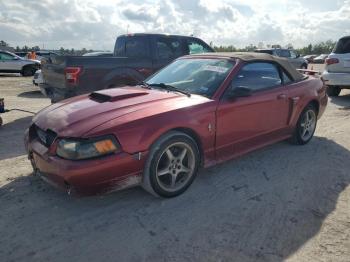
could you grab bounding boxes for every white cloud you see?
[0,0,349,50]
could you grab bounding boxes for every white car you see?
[33,69,44,86]
[0,50,41,76]
[322,36,350,96]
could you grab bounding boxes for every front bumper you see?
[322,70,350,87]
[25,133,147,196]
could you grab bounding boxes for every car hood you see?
[22,58,40,63]
[33,86,209,137]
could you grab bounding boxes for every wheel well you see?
[308,100,319,115]
[22,64,31,70]
[172,127,204,166]
[22,64,35,72]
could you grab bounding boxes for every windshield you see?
[146,58,235,98]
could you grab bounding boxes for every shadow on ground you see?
[17,90,45,99]
[0,73,22,77]
[0,137,349,261]
[0,116,32,160]
[329,92,350,109]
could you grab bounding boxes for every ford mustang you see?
[24,53,328,197]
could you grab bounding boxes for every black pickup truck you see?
[40,33,214,102]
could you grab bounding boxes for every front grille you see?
[31,125,57,147]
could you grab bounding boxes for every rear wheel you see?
[290,104,317,145]
[143,131,200,198]
[326,86,341,97]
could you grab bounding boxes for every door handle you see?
[277,94,287,100]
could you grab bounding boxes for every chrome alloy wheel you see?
[155,142,196,192]
[299,109,317,141]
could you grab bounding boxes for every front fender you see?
[84,102,217,157]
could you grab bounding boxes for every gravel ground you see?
[0,70,349,262]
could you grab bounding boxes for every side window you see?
[279,50,291,58]
[114,37,125,56]
[282,70,293,85]
[156,37,183,59]
[290,50,297,59]
[0,53,14,60]
[230,62,282,92]
[187,39,211,54]
[125,37,149,58]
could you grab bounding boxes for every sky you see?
[0,0,349,51]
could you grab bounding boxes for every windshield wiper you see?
[148,83,191,97]
[138,81,152,89]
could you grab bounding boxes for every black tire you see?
[142,131,200,198]
[300,64,308,69]
[22,66,35,76]
[326,86,341,97]
[290,104,318,145]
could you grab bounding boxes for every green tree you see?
[0,40,9,47]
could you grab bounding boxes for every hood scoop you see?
[89,88,149,103]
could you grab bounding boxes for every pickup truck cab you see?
[41,33,214,102]
[0,50,41,76]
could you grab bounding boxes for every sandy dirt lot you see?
[0,70,349,262]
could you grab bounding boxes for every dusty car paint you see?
[25,54,328,195]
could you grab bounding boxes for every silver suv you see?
[322,36,350,96]
[0,50,41,76]
[255,48,308,69]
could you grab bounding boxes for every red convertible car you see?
[25,53,328,197]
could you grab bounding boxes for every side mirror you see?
[228,86,252,98]
[296,53,300,58]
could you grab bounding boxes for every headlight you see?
[56,136,120,160]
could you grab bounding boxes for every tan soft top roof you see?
[190,52,305,82]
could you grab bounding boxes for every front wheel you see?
[143,131,200,198]
[290,105,317,145]
[21,66,35,76]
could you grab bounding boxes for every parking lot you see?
[0,68,349,261]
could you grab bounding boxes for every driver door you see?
[215,62,291,162]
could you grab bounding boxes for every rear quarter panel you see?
[42,56,67,89]
[287,76,327,127]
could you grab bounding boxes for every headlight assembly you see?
[56,135,120,160]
